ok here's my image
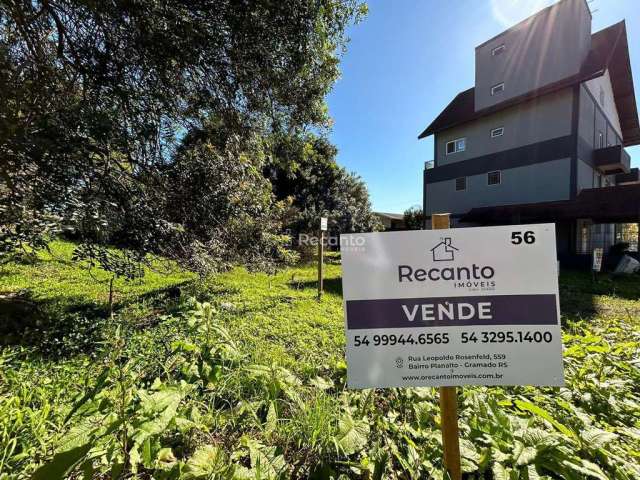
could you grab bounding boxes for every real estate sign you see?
[341,224,564,389]
[592,247,603,272]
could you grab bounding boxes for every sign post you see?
[318,217,328,300]
[341,221,564,479]
[592,247,603,283]
[431,214,461,480]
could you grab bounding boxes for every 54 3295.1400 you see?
[461,330,552,344]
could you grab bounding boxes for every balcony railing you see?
[616,167,640,185]
[594,145,630,174]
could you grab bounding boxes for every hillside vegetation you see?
[1,241,639,479]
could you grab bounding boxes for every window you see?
[445,138,466,155]
[487,170,501,185]
[599,86,605,107]
[491,44,506,56]
[598,131,604,148]
[455,177,466,191]
[491,82,505,96]
[491,127,504,138]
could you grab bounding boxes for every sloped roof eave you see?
[418,21,639,146]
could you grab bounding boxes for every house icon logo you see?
[430,237,458,262]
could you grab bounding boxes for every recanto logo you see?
[431,237,457,261]
[397,237,496,289]
[397,264,495,282]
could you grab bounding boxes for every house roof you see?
[418,21,640,147]
[374,212,405,221]
[430,240,458,252]
[460,183,640,224]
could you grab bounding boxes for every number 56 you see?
[511,231,535,245]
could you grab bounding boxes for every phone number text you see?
[352,330,553,347]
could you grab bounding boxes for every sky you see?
[326,0,640,213]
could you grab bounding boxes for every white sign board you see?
[320,217,328,231]
[341,224,564,389]
[592,247,603,272]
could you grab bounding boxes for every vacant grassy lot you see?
[0,241,195,354]
[1,241,639,479]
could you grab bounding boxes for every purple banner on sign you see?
[346,294,558,330]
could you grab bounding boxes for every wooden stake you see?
[431,213,462,480]
[317,230,324,300]
[439,386,461,480]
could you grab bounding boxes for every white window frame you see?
[487,170,501,186]
[491,44,506,56]
[491,82,505,96]
[445,137,466,155]
[455,177,466,191]
[490,127,504,138]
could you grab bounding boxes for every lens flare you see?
[490,0,553,29]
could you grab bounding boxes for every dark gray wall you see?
[474,0,591,111]
[584,71,622,135]
[578,76,622,151]
[425,157,572,215]
[436,89,573,166]
[576,77,624,192]
[577,158,594,190]
[578,83,596,147]
[577,158,615,191]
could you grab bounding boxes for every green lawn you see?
[196,263,345,375]
[1,241,639,479]
[0,240,194,311]
[0,240,195,353]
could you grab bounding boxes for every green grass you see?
[1,241,639,479]
[0,239,195,311]
[0,240,195,353]
[196,264,345,376]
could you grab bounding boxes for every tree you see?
[265,132,381,237]
[159,127,297,274]
[403,206,425,230]
[0,0,366,271]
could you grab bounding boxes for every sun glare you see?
[490,0,554,29]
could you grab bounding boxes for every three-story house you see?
[420,0,640,264]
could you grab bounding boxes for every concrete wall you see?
[474,0,591,111]
[425,157,572,215]
[436,89,573,166]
